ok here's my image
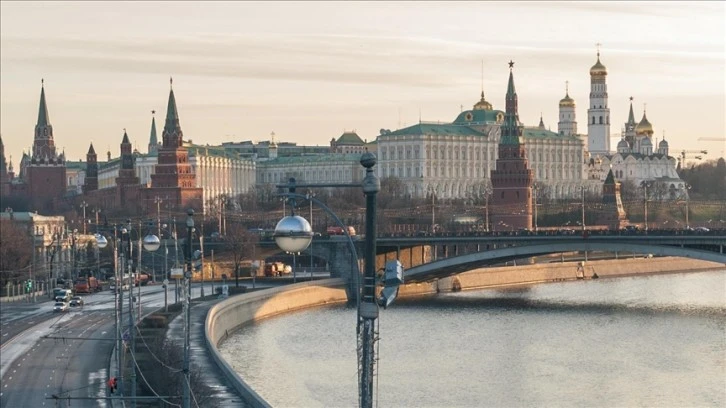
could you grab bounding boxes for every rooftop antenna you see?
[481,58,484,95]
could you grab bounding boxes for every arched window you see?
[599,116,603,124]
[592,117,596,125]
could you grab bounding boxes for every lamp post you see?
[533,183,539,233]
[95,229,123,398]
[80,201,88,235]
[685,183,692,229]
[182,209,194,408]
[643,182,651,233]
[581,186,586,232]
[274,153,396,408]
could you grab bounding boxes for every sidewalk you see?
[166,298,244,407]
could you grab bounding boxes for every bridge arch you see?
[405,242,726,283]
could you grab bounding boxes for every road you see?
[0,283,209,408]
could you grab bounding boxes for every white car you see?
[53,302,69,312]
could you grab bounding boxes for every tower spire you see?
[565,80,569,97]
[501,60,522,145]
[628,96,636,125]
[37,79,50,127]
[148,110,158,154]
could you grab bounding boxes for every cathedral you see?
[581,50,686,200]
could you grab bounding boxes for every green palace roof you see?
[384,123,486,137]
[452,109,504,125]
[259,153,361,165]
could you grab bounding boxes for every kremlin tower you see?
[490,61,534,231]
[24,80,67,212]
[147,78,202,211]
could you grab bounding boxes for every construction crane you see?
[677,149,708,168]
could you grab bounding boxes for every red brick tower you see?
[116,130,139,186]
[148,78,202,211]
[25,80,67,212]
[83,143,98,193]
[490,61,534,231]
[597,168,628,230]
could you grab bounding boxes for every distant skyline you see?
[1,1,724,164]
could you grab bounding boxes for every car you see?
[69,296,84,307]
[53,302,69,313]
[694,226,710,233]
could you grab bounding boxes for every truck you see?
[74,277,102,294]
[134,273,150,286]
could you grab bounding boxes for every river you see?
[219,270,726,407]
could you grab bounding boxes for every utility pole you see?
[182,209,194,408]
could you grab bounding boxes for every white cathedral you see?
[576,50,687,200]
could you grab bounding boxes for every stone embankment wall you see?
[205,257,724,406]
[398,256,726,296]
[205,279,349,408]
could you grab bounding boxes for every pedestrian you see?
[108,377,118,394]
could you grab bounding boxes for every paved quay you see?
[167,298,245,407]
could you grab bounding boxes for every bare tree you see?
[0,219,32,286]
[224,223,258,287]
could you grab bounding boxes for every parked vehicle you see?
[53,288,73,302]
[264,262,289,277]
[134,273,150,286]
[69,296,84,307]
[326,226,356,236]
[74,277,102,294]
[53,302,69,312]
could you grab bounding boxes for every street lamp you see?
[581,186,586,232]
[182,209,194,408]
[685,183,692,229]
[80,201,88,235]
[533,183,539,233]
[274,153,399,408]
[643,182,651,233]
[95,229,123,398]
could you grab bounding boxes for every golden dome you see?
[559,93,575,108]
[473,91,492,111]
[635,111,653,135]
[590,54,607,76]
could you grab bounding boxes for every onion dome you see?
[590,52,607,76]
[559,81,575,107]
[635,110,653,135]
[641,137,652,147]
[659,138,668,149]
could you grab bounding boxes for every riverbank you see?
[399,256,726,297]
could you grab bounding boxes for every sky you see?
[1,1,724,164]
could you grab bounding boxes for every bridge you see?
[261,231,726,287]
